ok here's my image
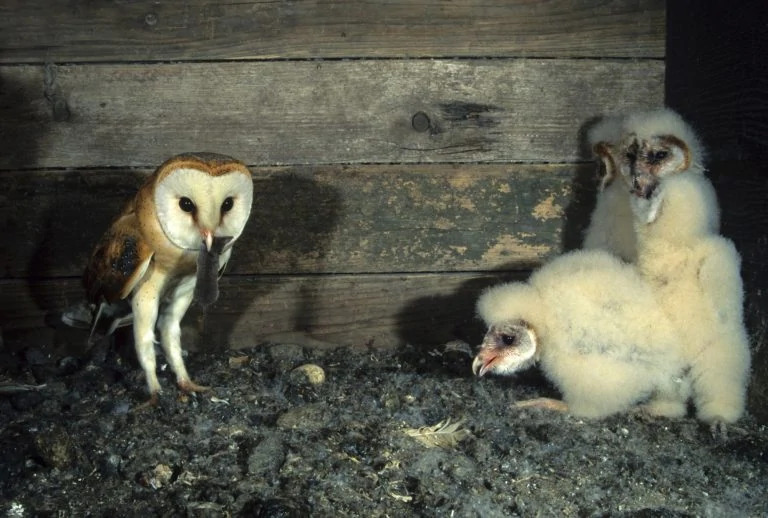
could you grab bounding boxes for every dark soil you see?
[1,333,766,517]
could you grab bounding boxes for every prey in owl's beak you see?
[194,236,234,307]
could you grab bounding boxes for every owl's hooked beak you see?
[200,229,214,252]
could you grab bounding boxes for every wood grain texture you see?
[0,271,528,349]
[0,60,664,169]
[0,0,665,63]
[2,164,595,278]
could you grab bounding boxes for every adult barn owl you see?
[83,152,254,403]
[473,250,690,419]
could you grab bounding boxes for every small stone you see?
[289,364,326,386]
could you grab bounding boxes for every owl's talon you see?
[132,393,160,412]
[707,418,728,438]
[178,379,210,394]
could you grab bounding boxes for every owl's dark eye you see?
[501,334,516,346]
[179,197,196,213]
[221,197,234,213]
[648,150,669,164]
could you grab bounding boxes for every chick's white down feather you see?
[475,249,689,419]
[582,115,636,262]
[633,172,750,424]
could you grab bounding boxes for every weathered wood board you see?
[0,60,664,169]
[1,164,591,278]
[0,0,667,360]
[0,0,665,63]
[0,272,528,349]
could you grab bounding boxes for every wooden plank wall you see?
[0,1,665,350]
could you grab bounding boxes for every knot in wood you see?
[411,111,431,133]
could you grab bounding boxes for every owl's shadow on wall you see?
[395,117,602,371]
[189,171,342,351]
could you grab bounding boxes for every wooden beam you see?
[2,164,596,278]
[0,0,665,63]
[0,272,529,350]
[0,59,664,169]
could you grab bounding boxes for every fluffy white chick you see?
[473,249,690,419]
[582,115,637,262]
[630,171,750,427]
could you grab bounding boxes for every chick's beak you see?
[631,172,659,199]
[472,349,499,377]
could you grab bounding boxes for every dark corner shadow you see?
[561,115,604,253]
[190,170,341,352]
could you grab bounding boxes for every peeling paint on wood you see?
[1,164,586,279]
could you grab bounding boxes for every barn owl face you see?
[155,166,254,251]
[618,134,691,200]
[472,320,538,377]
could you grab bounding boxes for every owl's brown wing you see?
[83,209,154,304]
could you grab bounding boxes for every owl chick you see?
[83,152,254,404]
[582,115,637,262]
[616,108,709,203]
[473,250,690,419]
[628,170,750,427]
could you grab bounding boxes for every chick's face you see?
[618,134,690,200]
[472,320,538,377]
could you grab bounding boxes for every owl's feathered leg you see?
[158,276,209,394]
[131,274,163,402]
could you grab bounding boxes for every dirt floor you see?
[1,331,767,518]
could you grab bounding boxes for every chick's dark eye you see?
[501,334,516,346]
[649,150,669,163]
[221,197,234,213]
[179,197,196,213]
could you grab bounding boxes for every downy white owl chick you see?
[473,250,690,419]
[582,115,637,262]
[629,170,750,426]
[83,152,254,404]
